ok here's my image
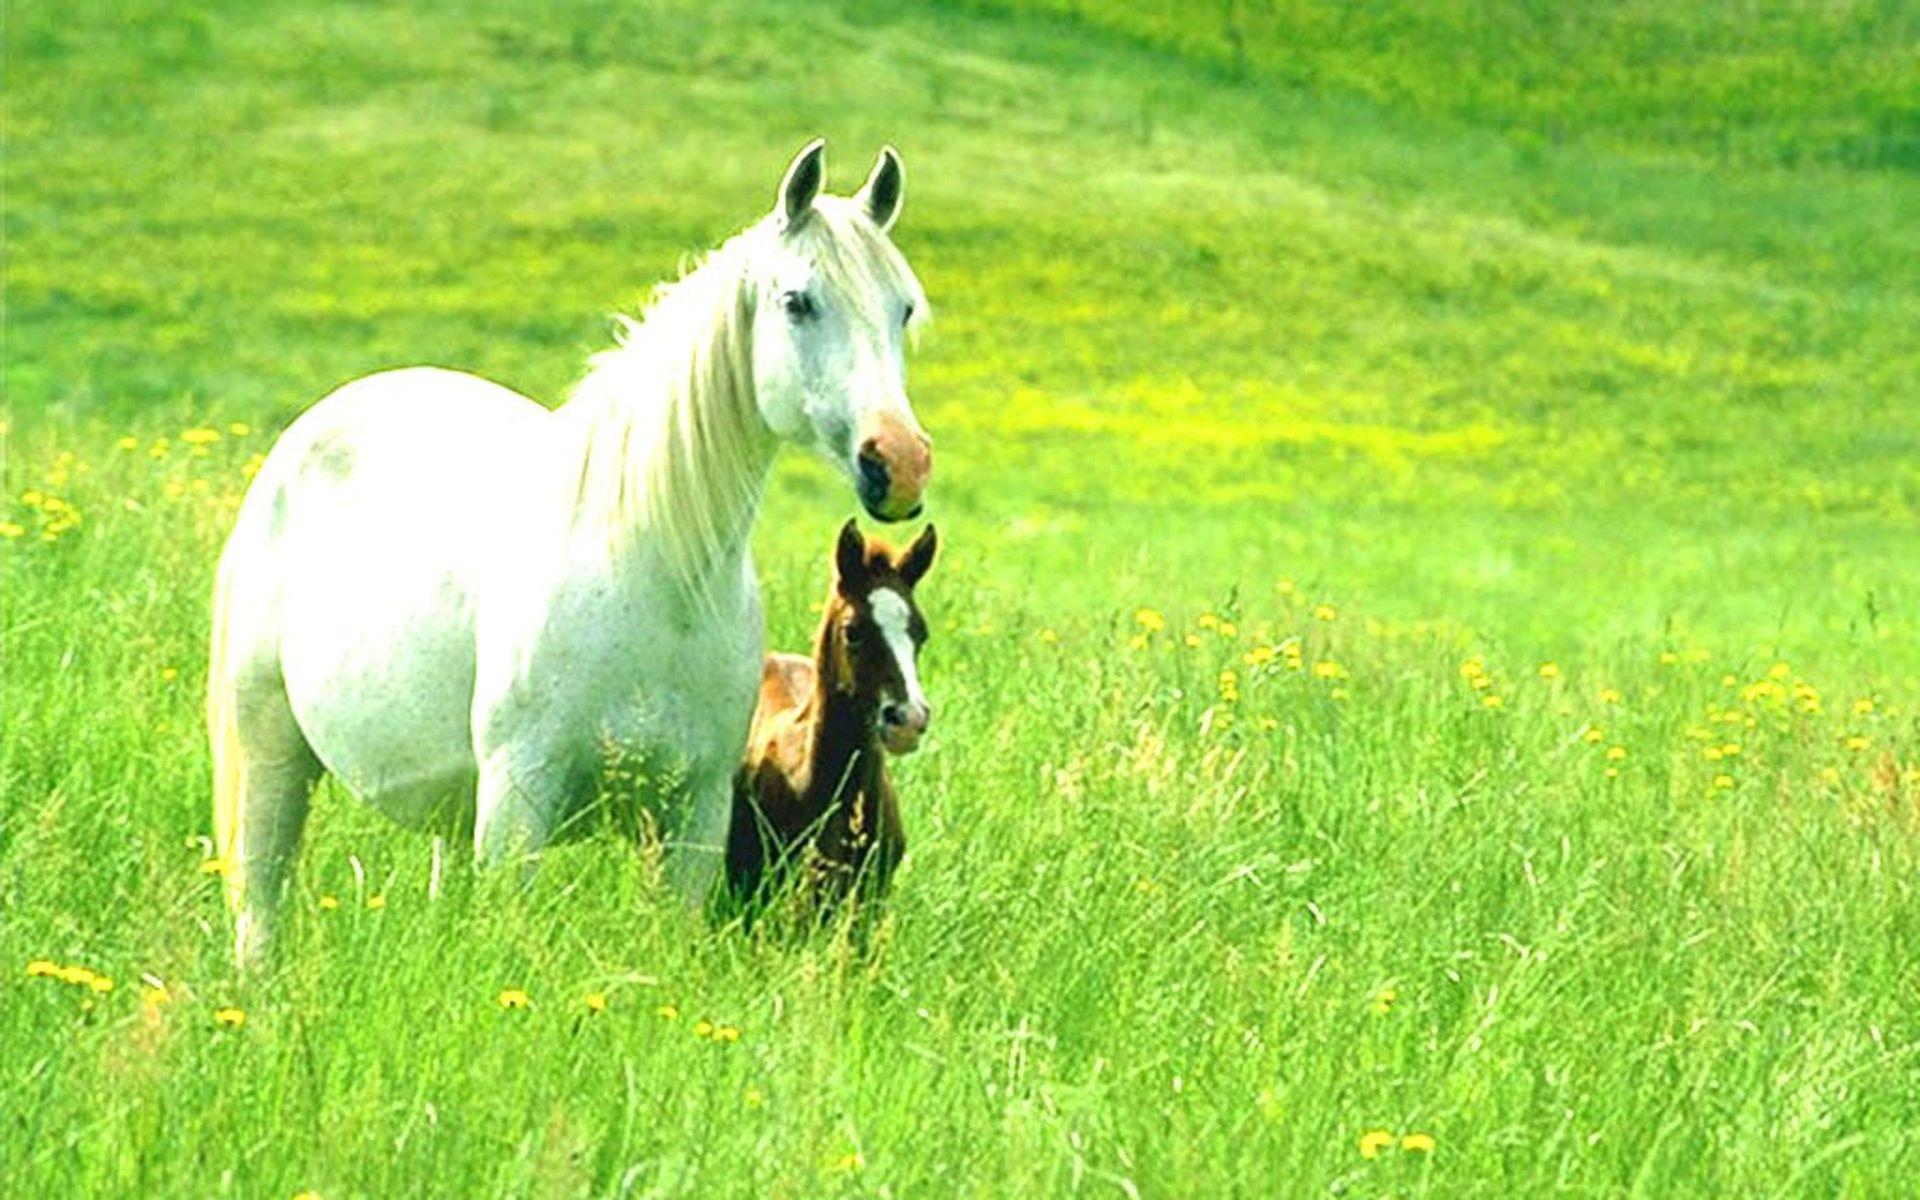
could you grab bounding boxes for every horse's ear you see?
[777,138,826,231]
[834,518,867,593]
[856,146,904,233]
[897,523,937,587]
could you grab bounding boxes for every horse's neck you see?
[561,255,778,600]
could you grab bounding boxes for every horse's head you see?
[821,518,938,754]
[748,140,932,523]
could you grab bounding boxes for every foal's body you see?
[729,522,937,910]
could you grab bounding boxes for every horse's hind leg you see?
[211,654,323,967]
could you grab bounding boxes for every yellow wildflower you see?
[497,988,531,1010]
[1401,1132,1436,1154]
[744,1085,765,1109]
[1853,698,1875,715]
[1184,633,1202,648]
[1845,735,1870,751]
[1598,688,1622,704]
[1481,694,1504,709]
[318,895,339,910]
[1537,662,1560,678]
[713,1024,741,1042]
[365,893,387,910]
[1371,987,1397,1015]
[1358,1129,1395,1159]
[89,975,115,993]
[0,522,24,539]
[117,436,139,450]
[1276,578,1296,596]
[1313,604,1338,622]
[656,1003,679,1021]
[143,984,171,1006]
[228,422,252,437]
[200,857,229,876]
[1134,608,1165,633]
[1243,645,1276,667]
[26,959,59,978]
[1768,662,1792,680]
[584,992,608,1015]
[1713,774,1735,789]
[1037,628,1058,644]
[1606,746,1627,761]
[833,1151,864,1173]
[213,1006,246,1028]
[1658,650,1679,665]
[1217,620,1238,639]
[58,964,96,987]
[293,1191,321,1200]
[1197,613,1219,630]
[1703,746,1723,761]
[180,428,221,445]
[693,1019,714,1039]
[1127,634,1148,651]
[1312,660,1342,679]
[1583,728,1604,744]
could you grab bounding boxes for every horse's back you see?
[223,367,558,824]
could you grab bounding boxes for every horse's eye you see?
[780,290,815,319]
[902,301,915,326]
[844,622,868,646]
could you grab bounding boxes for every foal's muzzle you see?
[880,700,929,755]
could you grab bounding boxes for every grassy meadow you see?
[5,0,1919,1194]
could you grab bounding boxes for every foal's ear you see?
[897,523,937,587]
[856,146,904,233]
[777,138,826,231]
[834,518,867,592]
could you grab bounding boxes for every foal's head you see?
[820,519,938,755]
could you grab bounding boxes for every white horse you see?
[207,141,932,964]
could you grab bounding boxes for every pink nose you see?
[856,413,932,521]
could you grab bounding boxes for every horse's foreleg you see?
[472,751,558,872]
[663,765,734,911]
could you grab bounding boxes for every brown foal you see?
[728,519,938,914]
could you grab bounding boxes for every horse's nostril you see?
[857,449,890,502]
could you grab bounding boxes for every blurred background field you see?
[4,1,1918,1195]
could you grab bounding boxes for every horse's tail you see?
[206,554,246,915]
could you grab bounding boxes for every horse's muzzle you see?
[880,701,929,755]
[855,415,931,522]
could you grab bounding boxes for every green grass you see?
[4,0,1918,1194]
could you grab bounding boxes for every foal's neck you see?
[803,630,882,805]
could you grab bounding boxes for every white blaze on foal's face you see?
[868,586,928,754]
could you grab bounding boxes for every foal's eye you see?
[780,290,815,319]
[844,623,869,646]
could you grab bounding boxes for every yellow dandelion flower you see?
[1276,578,1296,596]
[744,1085,765,1109]
[713,1024,741,1042]
[116,436,139,451]
[497,988,531,1010]
[20,490,43,506]
[26,959,59,978]
[58,965,96,987]
[1537,662,1560,678]
[1127,634,1148,651]
[1721,673,1738,687]
[1703,746,1723,761]
[1459,659,1485,679]
[293,1191,321,1200]
[833,1152,864,1173]
[1819,766,1841,784]
[0,522,24,539]
[1038,628,1058,644]
[1257,717,1279,731]
[213,1006,246,1028]
[228,422,252,437]
[1604,767,1619,779]
[1217,620,1238,639]
[656,1003,679,1021]
[199,857,230,876]
[88,975,115,994]
[1481,694,1504,709]
[365,893,387,910]
[1134,608,1165,632]
[318,894,339,910]
[1469,673,1492,690]
[180,428,221,445]
[1598,688,1622,704]
[1401,1132,1436,1154]
[1330,687,1349,701]
[1583,728,1604,744]
[1243,645,1277,667]
[1605,746,1627,761]
[584,992,608,1015]
[1313,604,1338,622]
[143,984,171,1006]
[1853,698,1875,715]
[1658,651,1679,665]
[1713,774,1735,789]
[1371,987,1397,1015]
[692,1019,714,1039]
[1845,735,1870,751]
[1312,660,1342,679]
[1720,743,1740,757]
[1183,633,1202,648]
[1358,1129,1395,1159]
[1197,612,1219,630]
[1768,662,1792,680]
